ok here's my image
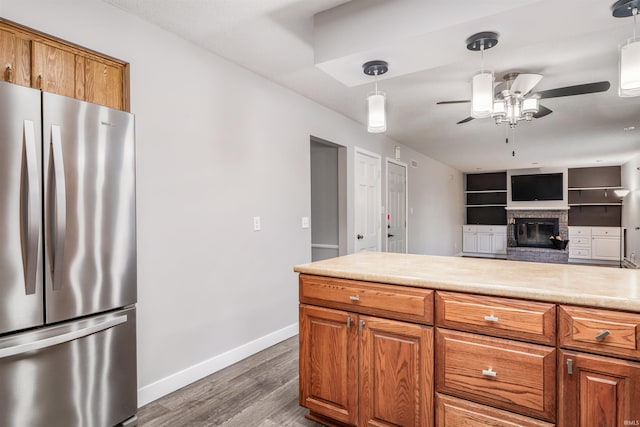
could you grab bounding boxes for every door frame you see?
[354,147,382,252]
[310,136,347,259]
[385,158,408,253]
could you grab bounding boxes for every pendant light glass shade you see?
[620,37,640,96]
[471,72,494,118]
[367,92,386,133]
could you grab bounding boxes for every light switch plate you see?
[302,217,310,228]
[253,216,261,231]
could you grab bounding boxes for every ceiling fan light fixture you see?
[471,72,494,118]
[521,97,539,116]
[363,60,389,133]
[491,100,506,123]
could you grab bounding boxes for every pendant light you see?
[363,60,389,133]
[613,0,640,96]
[466,32,499,118]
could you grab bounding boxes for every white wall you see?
[622,154,640,266]
[0,0,463,406]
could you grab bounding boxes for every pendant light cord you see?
[374,70,379,95]
[634,7,638,41]
[480,42,485,73]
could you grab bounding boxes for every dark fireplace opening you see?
[515,218,559,248]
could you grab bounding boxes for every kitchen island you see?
[294,252,640,427]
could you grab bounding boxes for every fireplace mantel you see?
[505,206,570,211]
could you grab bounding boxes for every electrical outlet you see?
[301,217,310,228]
[253,216,261,231]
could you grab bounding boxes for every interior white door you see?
[355,149,381,252]
[386,160,407,253]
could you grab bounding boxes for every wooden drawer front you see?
[299,274,434,324]
[436,394,555,427]
[436,291,556,345]
[559,305,640,360]
[435,329,556,422]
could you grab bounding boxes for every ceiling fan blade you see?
[510,73,543,95]
[537,81,611,99]
[533,105,552,119]
[457,116,474,124]
[437,100,470,105]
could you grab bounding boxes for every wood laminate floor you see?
[137,336,323,427]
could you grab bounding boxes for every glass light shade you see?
[367,92,386,133]
[491,100,506,118]
[620,38,640,97]
[522,98,539,114]
[471,72,494,118]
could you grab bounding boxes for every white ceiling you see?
[104,0,640,172]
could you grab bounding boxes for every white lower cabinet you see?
[463,225,507,257]
[569,227,621,262]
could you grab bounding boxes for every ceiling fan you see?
[437,72,611,126]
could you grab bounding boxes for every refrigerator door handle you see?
[49,125,67,291]
[22,120,40,295]
[0,314,127,359]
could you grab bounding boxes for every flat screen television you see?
[511,173,564,201]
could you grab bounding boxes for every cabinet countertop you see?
[294,252,640,312]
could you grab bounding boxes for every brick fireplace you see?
[506,209,569,263]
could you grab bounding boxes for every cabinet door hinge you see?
[347,316,352,328]
[567,359,573,375]
[359,320,365,331]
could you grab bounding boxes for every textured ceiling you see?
[104,0,640,172]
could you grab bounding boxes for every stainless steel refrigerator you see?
[0,80,137,427]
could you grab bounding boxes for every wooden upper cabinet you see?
[32,41,76,98]
[0,27,31,86]
[0,19,129,111]
[82,57,125,110]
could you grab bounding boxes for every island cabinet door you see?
[299,305,358,426]
[359,315,433,427]
[558,350,640,427]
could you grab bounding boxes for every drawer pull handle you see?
[482,368,497,377]
[347,317,352,328]
[349,295,360,301]
[595,330,611,341]
[483,315,499,322]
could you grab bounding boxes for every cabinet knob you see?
[5,64,13,83]
[595,330,611,341]
[357,234,364,240]
[482,368,497,377]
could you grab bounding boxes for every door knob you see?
[387,234,394,238]
[357,234,364,240]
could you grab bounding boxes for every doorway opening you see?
[310,137,347,261]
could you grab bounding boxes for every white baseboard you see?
[137,322,299,407]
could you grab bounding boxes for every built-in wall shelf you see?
[567,166,622,227]
[465,172,507,225]
[464,190,508,194]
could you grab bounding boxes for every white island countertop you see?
[294,252,640,312]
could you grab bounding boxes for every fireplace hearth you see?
[515,218,559,248]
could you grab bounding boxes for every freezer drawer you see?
[0,307,137,427]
